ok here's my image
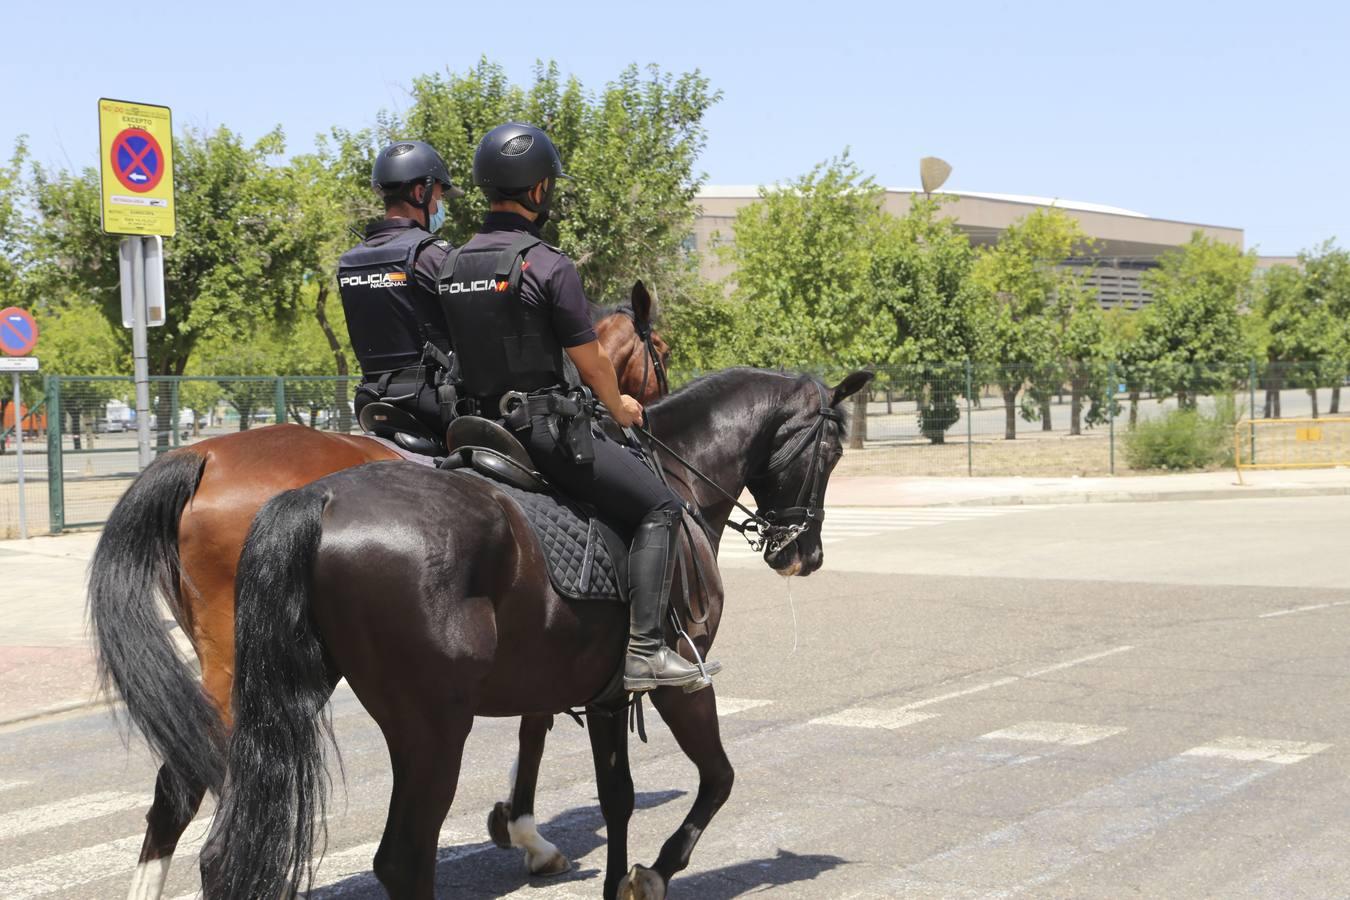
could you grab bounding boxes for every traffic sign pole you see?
[12,371,26,540]
[128,235,153,469]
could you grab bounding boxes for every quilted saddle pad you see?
[456,469,627,603]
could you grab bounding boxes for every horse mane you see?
[590,303,630,324]
[652,368,849,437]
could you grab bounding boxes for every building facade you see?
[692,187,1246,309]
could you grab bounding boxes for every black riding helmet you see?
[372,140,464,226]
[473,123,568,221]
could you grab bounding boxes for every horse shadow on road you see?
[313,790,847,897]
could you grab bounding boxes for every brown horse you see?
[88,283,670,899]
[199,368,872,899]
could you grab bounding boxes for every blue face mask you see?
[427,199,446,233]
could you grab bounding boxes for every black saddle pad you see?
[458,470,628,603]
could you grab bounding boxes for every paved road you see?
[3,497,1349,897]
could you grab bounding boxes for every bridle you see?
[616,305,669,400]
[636,380,843,555]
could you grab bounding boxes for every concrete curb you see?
[940,485,1350,508]
[0,697,116,731]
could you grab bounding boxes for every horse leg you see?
[372,704,474,900]
[488,714,571,875]
[125,765,206,900]
[617,687,734,900]
[586,707,635,900]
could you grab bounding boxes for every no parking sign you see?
[99,99,175,236]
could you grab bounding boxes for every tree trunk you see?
[1002,385,1018,440]
[1070,379,1084,436]
[70,410,83,451]
[1331,385,1341,415]
[314,283,352,433]
[154,390,173,450]
[1129,391,1139,428]
[237,400,253,431]
[1040,397,1053,431]
[1309,388,1319,419]
[885,389,893,415]
[849,392,866,450]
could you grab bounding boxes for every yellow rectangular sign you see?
[99,98,175,236]
[1295,427,1323,442]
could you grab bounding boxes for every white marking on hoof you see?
[126,857,172,900]
[508,814,570,876]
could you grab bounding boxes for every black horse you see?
[202,367,872,900]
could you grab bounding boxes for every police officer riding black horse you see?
[440,122,718,693]
[338,140,463,437]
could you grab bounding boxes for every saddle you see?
[357,401,444,457]
[439,416,628,604]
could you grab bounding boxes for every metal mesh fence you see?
[2,364,1346,536]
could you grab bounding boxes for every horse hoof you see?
[527,848,572,877]
[617,864,666,900]
[487,801,513,849]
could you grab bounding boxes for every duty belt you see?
[497,389,584,430]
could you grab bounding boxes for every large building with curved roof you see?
[691,186,1246,309]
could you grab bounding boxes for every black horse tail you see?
[202,484,334,900]
[88,449,222,818]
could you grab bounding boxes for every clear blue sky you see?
[4,0,1346,255]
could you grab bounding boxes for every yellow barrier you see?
[1234,416,1350,483]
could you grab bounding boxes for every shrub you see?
[1125,399,1235,471]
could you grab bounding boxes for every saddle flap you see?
[359,401,437,442]
[465,448,549,493]
[445,416,535,471]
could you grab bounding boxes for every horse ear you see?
[830,370,874,406]
[630,280,654,325]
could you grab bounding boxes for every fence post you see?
[1107,362,1116,476]
[45,376,64,534]
[170,379,180,448]
[1248,359,1258,465]
[964,360,973,477]
[274,377,286,425]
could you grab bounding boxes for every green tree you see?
[719,155,892,444]
[402,59,719,304]
[869,195,982,443]
[1301,241,1350,414]
[971,207,1093,439]
[1057,280,1111,435]
[1138,232,1255,407]
[35,303,129,448]
[26,126,313,445]
[0,140,28,300]
[1256,262,1339,418]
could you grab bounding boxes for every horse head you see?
[594,280,671,406]
[748,370,873,577]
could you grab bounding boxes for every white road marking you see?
[717,697,773,716]
[0,780,27,793]
[981,721,1125,746]
[0,819,209,900]
[1258,599,1350,619]
[900,646,1135,712]
[0,790,146,841]
[1182,737,1331,765]
[809,708,937,730]
[888,740,1325,896]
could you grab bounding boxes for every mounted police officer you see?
[338,140,464,433]
[440,122,718,693]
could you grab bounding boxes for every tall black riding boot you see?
[623,509,717,692]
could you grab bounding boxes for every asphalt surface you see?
[2,497,1349,898]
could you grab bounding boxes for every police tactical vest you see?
[438,233,566,401]
[338,227,448,379]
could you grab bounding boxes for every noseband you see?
[616,305,669,399]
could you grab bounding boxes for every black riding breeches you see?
[515,415,682,532]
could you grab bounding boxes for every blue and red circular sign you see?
[110,128,165,193]
[0,307,38,357]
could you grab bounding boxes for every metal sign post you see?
[0,311,40,540]
[102,99,174,471]
[119,236,162,469]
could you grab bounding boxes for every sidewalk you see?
[825,466,1350,507]
[2,466,1347,727]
